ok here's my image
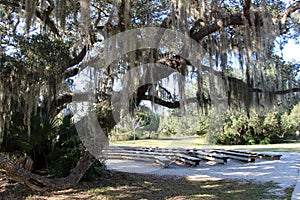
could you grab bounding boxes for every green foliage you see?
[136,106,160,134]
[1,114,106,180]
[113,106,161,140]
[113,103,299,145]
[141,112,160,133]
[219,110,266,145]
[3,34,70,81]
[281,103,300,139]
[47,115,81,177]
[222,111,249,145]
[216,106,300,145]
[194,117,209,136]
[47,115,106,180]
[95,101,116,136]
[287,103,300,131]
[160,125,177,137]
[82,160,107,181]
[0,34,73,148]
[47,146,80,178]
[157,108,209,138]
[263,111,282,143]
[2,113,58,169]
[158,113,179,137]
[205,109,225,144]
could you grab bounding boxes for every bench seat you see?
[175,154,201,166]
[192,150,229,164]
[211,150,256,162]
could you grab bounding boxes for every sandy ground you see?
[106,152,300,195]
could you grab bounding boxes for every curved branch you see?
[55,92,92,113]
[190,1,300,41]
[252,87,300,95]
[64,67,80,79]
[280,1,300,25]
[158,56,299,99]
[140,94,200,109]
[0,151,95,192]
[190,14,244,41]
[35,10,60,36]
[0,0,60,36]
[141,95,180,108]
[68,46,88,68]
[141,87,300,109]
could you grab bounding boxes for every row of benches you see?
[105,146,282,167]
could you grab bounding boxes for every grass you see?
[111,136,207,148]
[21,171,283,200]
[111,136,300,152]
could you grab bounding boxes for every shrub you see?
[2,113,107,180]
[217,109,287,145]
[47,115,106,180]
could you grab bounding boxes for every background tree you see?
[0,0,299,191]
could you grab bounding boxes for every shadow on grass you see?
[2,171,285,200]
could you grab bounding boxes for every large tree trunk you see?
[0,100,114,192]
[0,151,95,192]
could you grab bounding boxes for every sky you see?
[280,40,300,62]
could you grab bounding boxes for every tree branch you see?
[190,14,244,41]
[68,46,88,68]
[242,0,251,21]
[140,95,179,108]
[55,92,92,113]
[64,67,80,79]
[0,151,95,192]
[190,1,300,41]
[35,10,60,36]
[157,56,300,101]
[252,87,300,95]
[0,0,60,36]
[280,1,300,25]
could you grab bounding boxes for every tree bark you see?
[0,151,95,192]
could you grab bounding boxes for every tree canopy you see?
[0,0,299,191]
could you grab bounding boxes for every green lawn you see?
[111,136,300,152]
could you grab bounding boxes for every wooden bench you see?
[155,156,172,168]
[175,154,201,166]
[191,150,229,164]
[256,152,282,160]
[105,149,176,157]
[107,152,156,163]
[107,152,173,167]
[211,150,256,162]
[220,149,282,160]
[222,149,257,155]
[141,147,184,154]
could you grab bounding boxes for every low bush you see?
[216,103,300,145]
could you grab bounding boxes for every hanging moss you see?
[0,34,71,144]
[80,0,91,40]
[1,0,299,146]
[25,0,36,34]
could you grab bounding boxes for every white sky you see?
[280,40,300,62]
